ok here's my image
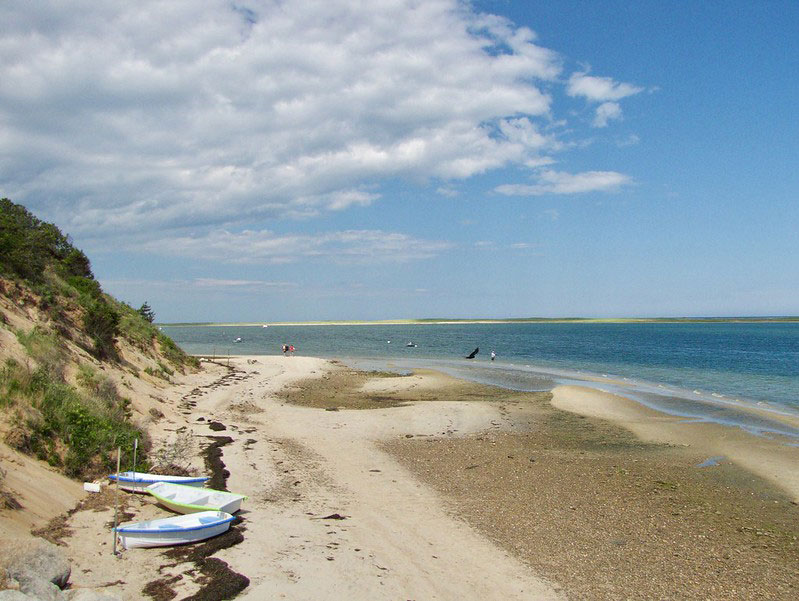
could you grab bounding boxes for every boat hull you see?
[147,482,247,514]
[108,472,208,493]
[115,511,235,549]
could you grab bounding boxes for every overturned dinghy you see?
[115,511,235,549]
[147,481,247,515]
[108,471,209,493]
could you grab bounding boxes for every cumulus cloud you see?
[593,101,622,127]
[0,0,565,236]
[139,228,453,265]
[567,70,642,129]
[494,169,632,196]
[567,71,644,102]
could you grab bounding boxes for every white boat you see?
[108,471,209,493]
[114,511,235,549]
[234,337,242,342]
[147,482,247,514]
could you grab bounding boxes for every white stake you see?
[113,447,120,555]
[132,438,139,492]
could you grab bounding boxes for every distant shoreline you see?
[160,316,799,327]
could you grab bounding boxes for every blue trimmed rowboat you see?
[114,510,235,549]
[108,471,208,492]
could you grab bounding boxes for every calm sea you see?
[163,322,799,440]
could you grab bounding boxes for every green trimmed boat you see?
[146,481,247,514]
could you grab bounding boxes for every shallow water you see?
[163,321,799,440]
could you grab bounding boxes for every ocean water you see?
[163,322,799,440]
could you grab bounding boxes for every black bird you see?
[465,347,479,359]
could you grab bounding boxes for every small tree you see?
[138,301,155,323]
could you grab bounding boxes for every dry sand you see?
[55,357,561,600]
[8,355,798,600]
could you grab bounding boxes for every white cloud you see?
[616,133,641,147]
[567,71,643,102]
[0,0,565,235]
[593,102,622,128]
[192,278,296,289]
[495,169,632,196]
[139,228,453,265]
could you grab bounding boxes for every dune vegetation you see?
[0,198,197,479]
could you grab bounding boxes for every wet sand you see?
[282,361,799,600]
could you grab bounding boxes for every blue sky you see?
[2,1,797,322]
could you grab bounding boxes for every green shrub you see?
[15,326,65,379]
[83,300,120,360]
[68,275,102,301]
[157,331,198,369]
[61,248,92,278]
[0,199,95,284]
[2,358,147,479]
[0,358,22,406]
[118,305,157,351]
[144,365,170,381]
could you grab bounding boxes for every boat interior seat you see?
[198,516,220,524]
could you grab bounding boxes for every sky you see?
[1,0,797,322]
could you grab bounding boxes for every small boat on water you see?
[114,511,235,549]
[234,337,242,343]
[108,471,209,493]
[147,482,247,515]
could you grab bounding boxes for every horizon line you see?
[159,316,799,327]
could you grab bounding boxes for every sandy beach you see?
[18,355,799,600]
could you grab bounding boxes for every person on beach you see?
[491,350,496,361]
[289,344,295,356]
[281,344,287,355]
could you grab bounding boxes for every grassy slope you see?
[0,199,198,484]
